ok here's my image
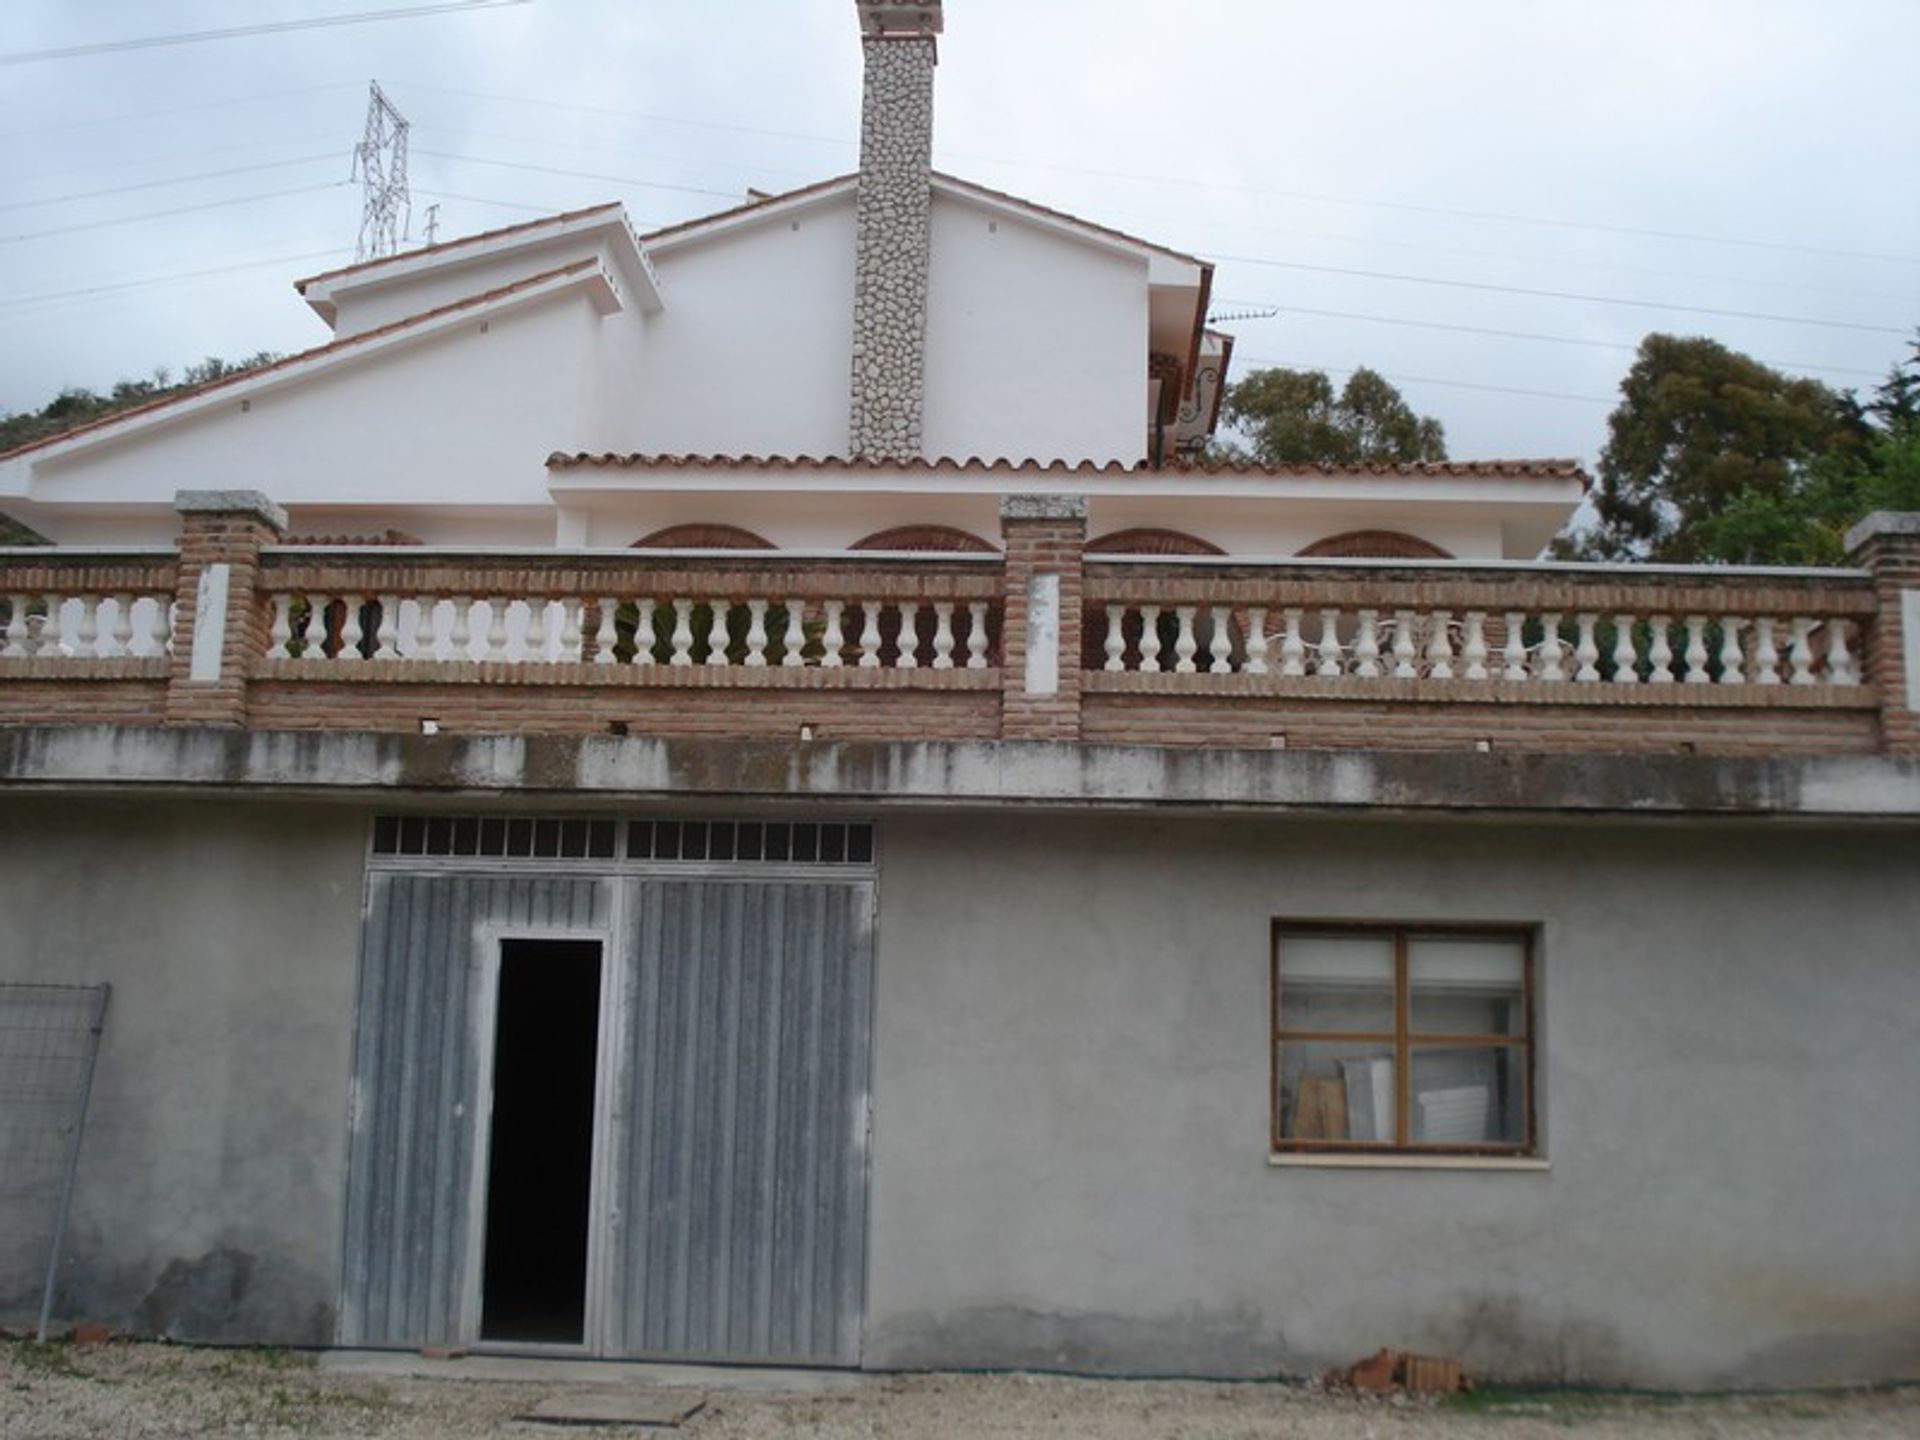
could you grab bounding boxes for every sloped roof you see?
[294,201,626,293]
[0,260,604,464]
[548,452,1589,483]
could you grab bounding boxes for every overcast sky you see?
[3,0,1915,465]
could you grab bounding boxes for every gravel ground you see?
[2,1338,1916,1439]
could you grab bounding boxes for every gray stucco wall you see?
[0,798,365,1343]
[866,813,1920,1387]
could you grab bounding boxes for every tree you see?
[1570,334,1872,563]
[0,353,278,455]
[1222,365,1446,466]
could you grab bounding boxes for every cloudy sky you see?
[3,0,1915,465]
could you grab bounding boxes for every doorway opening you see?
[480,938,603,1344]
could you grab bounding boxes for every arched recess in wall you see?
[630,523,776,549]
[1296,529,1453,560]
[1085,527,1226,556]
[849,524,998,553]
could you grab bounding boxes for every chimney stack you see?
[848,1,942,461]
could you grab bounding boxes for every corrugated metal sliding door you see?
[605,879,875,1366]
[338,873,610,1348]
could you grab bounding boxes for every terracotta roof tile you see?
[1,260,603,463]
[546,452,1589,484]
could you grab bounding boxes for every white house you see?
[2,0,1917,1391]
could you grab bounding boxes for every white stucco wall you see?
[923,192,1148,465]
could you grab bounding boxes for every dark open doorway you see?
[480,938,603,1344]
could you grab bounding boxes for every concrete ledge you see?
[3,727,1920,819]
[174,489,288,531]
[1845,509,1920,553]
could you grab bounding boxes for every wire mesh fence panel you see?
[0,983,110,1333]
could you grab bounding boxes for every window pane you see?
[1276,1041,1397,1144]
[1409,935,1526,1037]
[1410,1045,1527,1146]
[1277,934,1394,1033]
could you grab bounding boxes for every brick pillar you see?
[1846,511,1920,755]
[164,490,286,728]
[999,494,1086,743]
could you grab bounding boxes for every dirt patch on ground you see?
[3,1338,1916,1438]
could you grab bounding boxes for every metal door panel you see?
[338,873,611,1347]
[606,879,873,1365]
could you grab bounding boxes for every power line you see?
[0,248,353,314]
[0,2,533,66]
[1222,304,1889,381]
[1236,354,1615,407]
[1212,253,1910,337]
[389,81,1919,268]
[0,183,350,245]
[0,82,359,140]
[0,154,340,213]
[415,149,749,202]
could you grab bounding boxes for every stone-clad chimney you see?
[849,1,942,461]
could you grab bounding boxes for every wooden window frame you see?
[1270,920,1537,1158]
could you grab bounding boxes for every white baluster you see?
[895,601,920,669]
[1426,609,1455,679]
[1391,609,1418,678]
[151,597,176,657]
[533,598,561,662]
[1102,605,1126,672]
[744,599,769,667]
[1279,608,1305,677]
[336,595,364,662]
[482,599,508,662]
[1647,616,1674,683]
[301,594,327,660]
[268,594,294,660]
[1502,611,1528,681]
[1787,616,1816,685]
[1462,612,1489,680]
[1826,620,1859,685]
[2,595,28,658]
[33,595,62,658]
[1573,613,1600,682]
[413,596,438,661]
[821,600,846,668]
[1537,613,1565,681]
[933,602,956,670]
[108,594,134,658]
[1208,606,1233,674]
[1751,617,1781,685]
[1244,608,1269,675]
[782,600,807,668]
[669,599,695,666]
[857,603,882,668]
[591,597,617,665]
[1353,609,1382,678]
[449,597,472,662]
[705,600,730,667]
[73,597,99,659]
[373,596,399,660]
[966,602,989,670]
[1173,606,1199,673]
[1682,615,1709,683]
[633,599,657,667]
[1138,606,1162,673]
[1315,608,1343,677]
[1612,614,1639,683]
[1717,617,1745,685]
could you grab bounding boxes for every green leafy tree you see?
[1570,334,1871,563]
[0,353,277,455]
[1222,365,1446,466]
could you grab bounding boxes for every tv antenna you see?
[1207,304,1279,325]
[350,81,411,261]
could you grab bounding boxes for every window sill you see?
[1269,1152,1549,1172]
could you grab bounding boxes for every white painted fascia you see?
[641,179,859,255]
[929,175,1205,286]
[9,264,617,476]
[300,207,664,322]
